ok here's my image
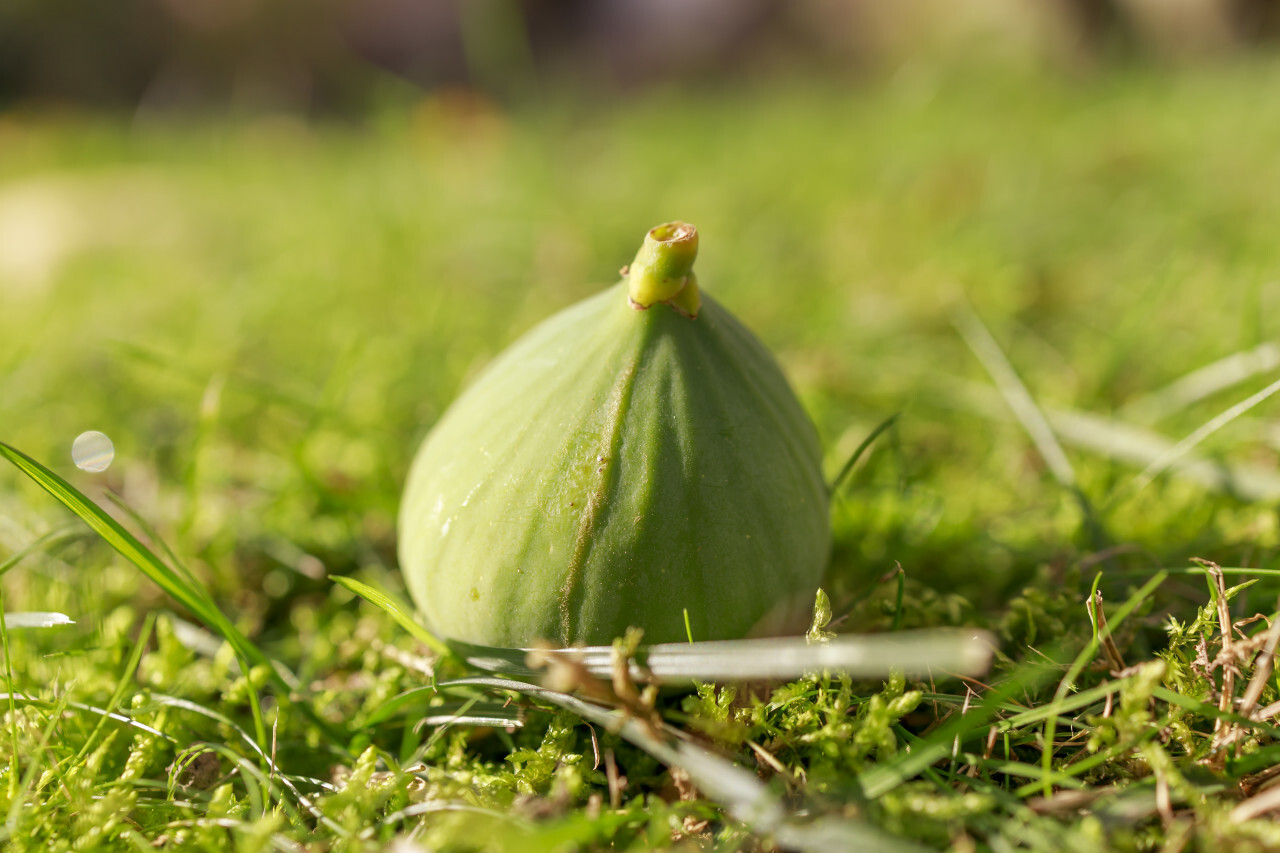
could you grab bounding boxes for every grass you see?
[6,54,1280,849]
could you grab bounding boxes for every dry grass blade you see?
[1047,407,1280,501]
[952,300,1075,488]
[1207,565,1237,747]
[953,385,1280,500]
[2,612,74,629]
[1123,342,1280,423]
[1232,785,1280,823]
[461,630,995,684]
[1127,375,1280,498]
[588,629,993,683]
[1235,603,1280,729]
[341,572,995,684]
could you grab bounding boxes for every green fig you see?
[399,222,830,647]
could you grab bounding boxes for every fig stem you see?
[626,221,701,318]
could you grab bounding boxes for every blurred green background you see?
[5,0,1280,639]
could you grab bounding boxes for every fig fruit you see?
[399,222,829,647]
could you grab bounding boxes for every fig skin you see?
[398,224,830,647]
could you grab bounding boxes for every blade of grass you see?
[378,800,524,829]
[1015,720,1180,797]
[997,673,1140,731]
[829,411,902,496]
[952,302,1109,553]
[961,756,1090,787]
[104,491,207,598]
[1052,406,1280,500]
[0,687,73,843]
[892,564,906,632]
[1122,341,1280,424]
[0,525,86,578]
[857,657,1057,799]
[0,440,344,747]
[181,372,224,542]
[0,692,175,742]
[112,341,359,430]
[0,442,220,625]
[74,612,156,762]
[145,693,348,837]
[180,744,295,823]
[948,382,1280,500]
[951,300,1075,489]
[1151,685,1280,739]
[1039,570,1168,797]
[1221,741,1280,778]
[1124,375,1280,498]
[361,686,522,728]
[330,575,451,658]
[443,639,541,678]
[0,601,19,800]
[1107,566,1280,578]
[418,707,524,728]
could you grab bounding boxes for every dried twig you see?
[1236,601,1280,722]
[604,749,625,810]
[1232,784,1280,823]
[1087,591,1127,674]
[1155,767,1174,827]
[1027,787,1117,815]
[747,740,794,784]
[1205,564,1237,742]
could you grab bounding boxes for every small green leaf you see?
[806,588,835,644]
